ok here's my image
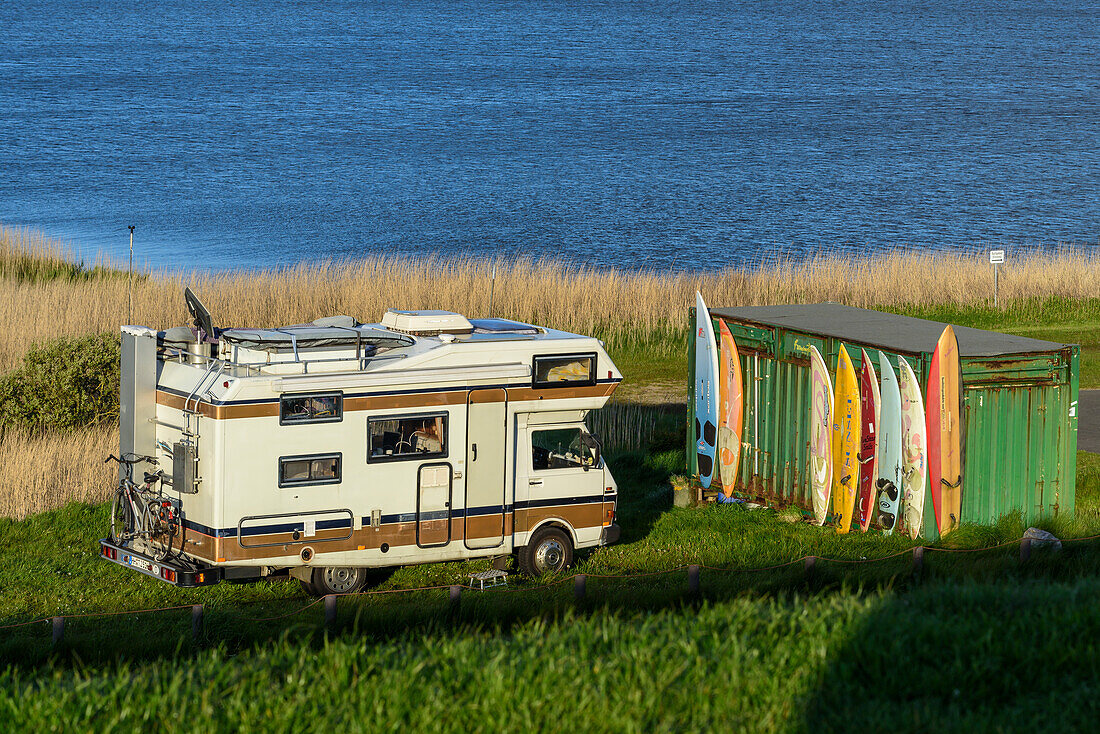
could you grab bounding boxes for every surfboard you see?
[831,345,861,533]
[808,345,833,526]
[694,292,720,489]
[877,354,903,535]
[897,356,927,540]
[927,325,964,535]
[717,320,743,496]
[856,349,879,532]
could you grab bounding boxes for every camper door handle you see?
[472,444,477,461]
[529,479,543,486]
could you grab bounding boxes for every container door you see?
[465,389,507,549]
[417,464,452,548]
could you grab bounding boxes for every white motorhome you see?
[100,291,622,595]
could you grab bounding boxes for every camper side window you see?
[279,453,341,487]
[531,428,595,471]
[280,392,343,425]
[368,414,448,462]
[533,354,596,388]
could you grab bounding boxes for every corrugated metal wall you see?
[687,309,1079,539]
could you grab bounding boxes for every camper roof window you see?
[533,354,596,388]
[280,392,343,425]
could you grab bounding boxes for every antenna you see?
[488,264,497,316]
[127,225,135,324]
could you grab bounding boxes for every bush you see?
[0,333,120,432]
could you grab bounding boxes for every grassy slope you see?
[3,579,1100,732]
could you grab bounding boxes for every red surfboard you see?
[857,350,879,532]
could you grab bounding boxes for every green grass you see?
[3,449,1100,658]
[4,295,1100,730]
[4,577,1100,732]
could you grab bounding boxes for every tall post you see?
[127,225,135,324]
[488,264,497,316]
[994,262,998,310]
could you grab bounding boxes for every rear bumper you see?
[601,523,621,546]
[99,539,222,587]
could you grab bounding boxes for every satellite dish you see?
[183,287,215,342]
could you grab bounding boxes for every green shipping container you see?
[687,303,1079,540]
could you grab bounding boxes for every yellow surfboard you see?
[831,345,861,533]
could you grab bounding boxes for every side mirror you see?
[580,432,602,470]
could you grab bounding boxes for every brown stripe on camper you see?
[507,382,618,402]
[178,509,606,565]
[514,501,609,535]
[155,390,278,420]
[343,390,468,413]
[154,380,619,421]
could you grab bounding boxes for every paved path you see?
[1079,390,1100,453]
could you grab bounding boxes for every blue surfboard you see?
[695,292,720,488]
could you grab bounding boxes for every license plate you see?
[123,554,159,576]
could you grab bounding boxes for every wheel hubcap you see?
[534,539,565,573]
[323,567,361,593]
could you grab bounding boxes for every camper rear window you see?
[533,354,596,388]
[279,453,341,487]
[280,392,343,425]
[368,414,448,462]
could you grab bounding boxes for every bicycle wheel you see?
[150,504,180,562]
[109,487,134,542]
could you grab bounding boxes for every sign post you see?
[989,249,1005,309]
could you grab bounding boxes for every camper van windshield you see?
[368,414,447,462]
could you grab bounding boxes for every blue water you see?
[0,0,1097,271]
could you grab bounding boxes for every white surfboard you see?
[898,356,928,539]
[877,354,903,535]
[809,345,833,525]
[694,292,720,488]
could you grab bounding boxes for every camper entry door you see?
[464,389,507,549]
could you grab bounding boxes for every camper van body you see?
[101,310,622,591]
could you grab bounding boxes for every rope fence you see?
[5,531,1097,647]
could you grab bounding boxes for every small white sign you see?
[990,249,1005,264]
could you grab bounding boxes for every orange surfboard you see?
[718,320,743,496]
[927,325,964,535]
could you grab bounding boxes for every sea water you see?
[0,0,1096,271]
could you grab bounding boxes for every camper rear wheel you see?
[305,566,367,596]
[518,526,573,577]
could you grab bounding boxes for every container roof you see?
[709,303,1070,357]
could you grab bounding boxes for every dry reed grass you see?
[3,226,1100,371]
[0,425,117,520]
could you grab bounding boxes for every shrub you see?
[0,333,120,432]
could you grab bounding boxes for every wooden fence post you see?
[1020,538,1032,564]
[51,617,64,648]
[804,556,816,579]
[191,604,204,640]
[449,585,462,615]
[688,565,700,595]
[912,546,924,581]
[574,575,586,603]
[324,595,337,629]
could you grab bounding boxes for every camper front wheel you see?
[519,527,573,576]
[304,566,366,596]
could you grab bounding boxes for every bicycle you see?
[105,453,180,562]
